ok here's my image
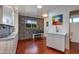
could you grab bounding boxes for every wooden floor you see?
[16,38,64,54]
[69,42,79,54]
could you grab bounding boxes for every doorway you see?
[69,10,79,54]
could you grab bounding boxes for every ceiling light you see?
[37,5,42,8]
[42,13,48,18]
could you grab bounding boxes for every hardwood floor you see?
[70,42,79,54]
[16,38,64,54]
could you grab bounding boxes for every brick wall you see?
[19,15,44,40]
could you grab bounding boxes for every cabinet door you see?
[46,34,55,48]
[0,41,6,53]
[3,6,14,26]
[6,40,14,54]
[46,34,65,52]
[54,36,65,52]
[6,36,18,54]
[0,6,3,24]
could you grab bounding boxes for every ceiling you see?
[15,5,79,18]
[15,5,61,18]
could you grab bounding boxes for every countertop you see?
[47,32,67,35]
[0,32,18,41]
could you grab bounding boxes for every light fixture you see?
[42,13,48,18]
[37,5,42,9]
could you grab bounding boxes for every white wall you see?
[44,17,49,37]
[44,6,79,50]
[70,23,79,43]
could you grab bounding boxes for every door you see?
[70,17,79,43]
[70,16,79,54]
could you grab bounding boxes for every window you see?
[25,20,37,28]
[73,17,79,22]
[26,24,31,28]
[70,17,79,23]
[70,18,73,23]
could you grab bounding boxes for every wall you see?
[44,6,79,50]
[70,23,79,43]
[44,17,49,37]
[19,15,44,40]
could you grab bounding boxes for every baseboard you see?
[19,37,46,40]
[47,46,65,54]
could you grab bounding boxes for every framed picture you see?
[52,14,63,25]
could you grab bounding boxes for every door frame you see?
[69,12,71,53]
[69,10,79,53]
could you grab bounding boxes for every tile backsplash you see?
[0,24,13,38]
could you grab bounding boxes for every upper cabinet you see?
[0,6,14,26]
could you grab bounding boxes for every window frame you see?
[70,17,79,23]
[25,20,37,29]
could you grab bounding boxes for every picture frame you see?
[52,14,63,25]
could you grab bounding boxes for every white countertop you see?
[0,32,18,41]
[47,32,67,35]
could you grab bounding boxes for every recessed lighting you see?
[37,5,42,9]
[42,13,48,17]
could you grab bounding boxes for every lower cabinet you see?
[54,37,65,52]
[0,41,6,53]
[46,33,66,52]
[5,40,14,54]
[0,36,18,54]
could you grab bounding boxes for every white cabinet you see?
[0,6,14,26]
[46,33,66,52]
[46,34,55,48]
[0,40,14,54]
[0,41,7,53]
[0,34,18,54]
